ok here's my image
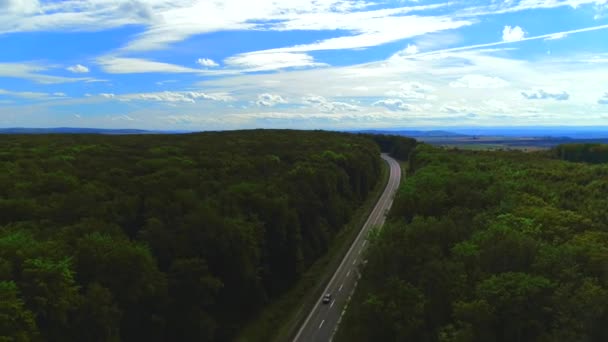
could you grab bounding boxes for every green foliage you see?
[0,130,381,341]
[338,145,608,342]
[358,133,417,160]
[553,143,608,164]
[0,281,39,341]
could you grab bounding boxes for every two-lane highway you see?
[293,153,402,342]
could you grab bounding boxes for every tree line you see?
[338,143,608,342]
[0,130,386,341]
[553,143,608,164]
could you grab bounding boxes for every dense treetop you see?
[553,143,608,164]
[338,144,608,342]
[0,130,384,341]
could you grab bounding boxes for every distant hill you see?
[0,127,193,134]
[354,127,608,139]
[352,128,608,150]
[447,127,608,139]
[354,130,466,138]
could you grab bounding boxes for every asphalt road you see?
[292,153,402,342]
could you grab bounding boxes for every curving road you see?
[292,153,402,342]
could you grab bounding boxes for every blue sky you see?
[1,0,608,130]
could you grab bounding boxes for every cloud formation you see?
[387,82,435,99]
[502,25,525,42]
[3,0,608,129]
[66,64,89,73]
[521,89,570,101]
[97,56,198,74]
[0,0,39,14]
[256,93,287,107]
[545,32,568,40]
[99,91,233,103]
[449,75,509,88]
[303,95,359,113]
[196,58,219,67]
[0,62,97,83]
[0,88,62,99]
[403,44,419,55]
[373,99,412,111]
[224,52,326,72]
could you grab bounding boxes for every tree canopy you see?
[0,130,383,341]
[338,144,608,342]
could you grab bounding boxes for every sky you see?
[1,0,608,130]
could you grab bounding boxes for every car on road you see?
[322,293,332,304]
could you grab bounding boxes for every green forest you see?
[553,143,608,164]
[337,143,608,342]
[0,130,389,341]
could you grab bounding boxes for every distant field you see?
[418,136,608,150]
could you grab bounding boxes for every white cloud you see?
[403,44,419,55]
[0,62,97,84]
[111,115,135,121]
[386,82,435,99]
[224,52,326,72]
[521,89,570,101]
[190,42,608,127]
[397,24,608,58]
[8,1,608,129]
[196,58,219,67]
[256,93,287,107]
[66,64,89,73]
[0,0,600,58]
[595,1,608,19]
[249,14,471,54]
[0,0,39,14]
[303,95,360,112]
[410,32,463,52]
[373,99,412,111]
[502,25,525,42]
[117,1,156,21]
[303,95,329,105]
[449,74,509,88]
[441,104,474,114]
[119,2,462,53]
[155,79,178,86]
[97,56,199,74]
[545,32,568,40]
[99,91,233,103]
[0,88,57,99]
[598,92,608,104]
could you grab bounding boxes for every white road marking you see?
[319,320,325,329]
[353,259,357,265]
[362,240,367,247]
[339,284,343,291]
[346,270,351,277]
[330,300,335,308]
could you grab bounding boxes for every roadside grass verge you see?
[236,158,390,342]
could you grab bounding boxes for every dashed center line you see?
[319,320,325,329]
[362,240,367,247]
[352,259,357,265]
[339,284,343,291]
[346,270,351,277]
[330,300,335,308]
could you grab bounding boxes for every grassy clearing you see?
[236,158,390,342]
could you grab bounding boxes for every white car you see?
[322,293,332,304]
